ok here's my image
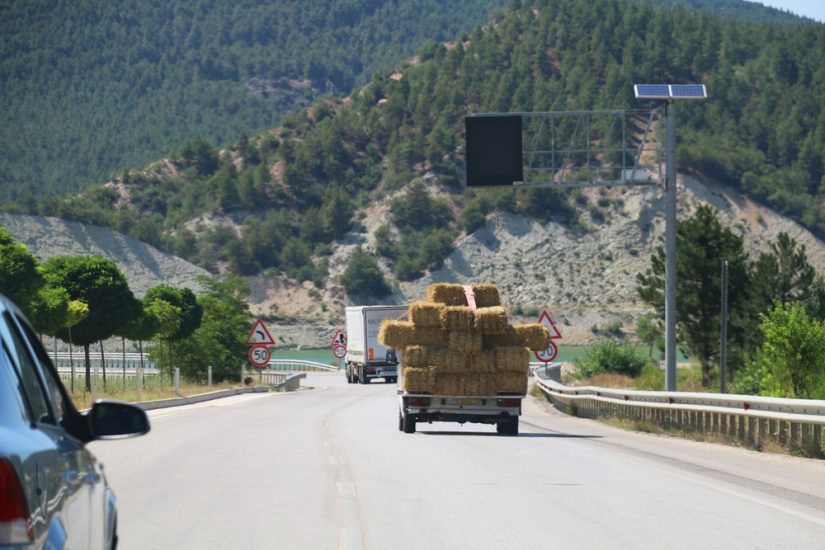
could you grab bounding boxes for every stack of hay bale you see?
[378,283,551,396]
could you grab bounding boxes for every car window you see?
[1,311,53,424]
[14,313,67,423]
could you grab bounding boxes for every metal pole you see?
[665,102,677,392]
[720,260,729,394]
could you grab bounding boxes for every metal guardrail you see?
[532,367,825,457]
[267,359,339,372]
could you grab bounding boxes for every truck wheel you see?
[498,418,518,436]
[402,413,416,434]
[398,410,404,431]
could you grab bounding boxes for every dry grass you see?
[68,381,245,410]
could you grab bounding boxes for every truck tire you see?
[402,413,416,434]
[398,410,404,432]
[498,417,519,436]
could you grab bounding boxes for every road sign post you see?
[536,310,562,363]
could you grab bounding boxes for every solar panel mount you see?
[634,84,707,100]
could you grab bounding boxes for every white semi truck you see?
[345,305,408,384]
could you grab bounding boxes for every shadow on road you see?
[417,430,603,439]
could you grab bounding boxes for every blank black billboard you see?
[465,115,523,186]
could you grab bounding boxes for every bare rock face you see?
[0,213,210,296]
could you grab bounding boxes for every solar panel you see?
[634,84,670,99]
[634,83,707,100]
[670,84,707,99]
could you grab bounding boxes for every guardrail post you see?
[801,423,812,456]
[747,417,756,447]
[208,365,212,388]
[790,422,800,453]
[814,425,823,457]
[174,368,180,396]
[778,420,788,447]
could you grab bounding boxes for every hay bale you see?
[431,348,467,374]
[495,372,528,394]
[402,368,435,393]
[409,326,448,347]
[433,373,464,396]
[482,325,521,349]
[427,283,467,306]
[495,346,530,374]
[409,301,444,328]
[440,306,474,331]
[473,306,509,335]
[378,321,415,348]
[403,345,432,369]
[448,331,483,354]
[472,284,501,308]
[513,324,551,351]
[464,374,496,396]
[467,350,497,374]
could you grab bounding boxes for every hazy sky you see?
[751,1,825,22]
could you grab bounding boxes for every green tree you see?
[174,275,252,383]
[745,302,825,399]
[340,247,392,298]
[42,255,140,391]
[637,205,749,387]
[146,297,183,384]
[119,298,161,383]
[635,313,662,359]
[148,286,202,340]
[28,283,70,337]
[750,232,816,311]
[0,227,43,316]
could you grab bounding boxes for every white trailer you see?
[345,305,408,384]
[398,391,523,435]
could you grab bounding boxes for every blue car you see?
[0,294,149,549]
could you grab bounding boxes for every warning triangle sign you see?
[537,310,562,339]
[246,319,276,346]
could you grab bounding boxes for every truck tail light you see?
[409,397,431,408]
[0,459,34,544]
[497,398,520,408]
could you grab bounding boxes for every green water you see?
[271,345,683,365]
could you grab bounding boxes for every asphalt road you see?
[89,372,825,549]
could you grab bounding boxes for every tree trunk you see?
[84,344,91,392]
[68,327,75,393]
[100,340,107,391]
[121,336,127,389]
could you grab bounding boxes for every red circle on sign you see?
[248,345,271,367]
[333,345,346,359]
[535,341,558,363]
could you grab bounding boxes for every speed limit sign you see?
[248,345,271,367]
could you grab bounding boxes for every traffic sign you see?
[331,328,347,349]
[248,345,271,367]
[535,310,562,363]
[247,319,276,346]
[332,344,346,359]
[537,310,562,339]
[535,341,558,363]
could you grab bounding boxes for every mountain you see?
[4,0,825,345]
[0,0,507,203]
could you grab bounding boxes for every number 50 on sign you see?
[248,345,271,367]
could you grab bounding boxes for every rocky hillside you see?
[7,170,819,349]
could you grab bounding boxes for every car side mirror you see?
[89,401,150,440]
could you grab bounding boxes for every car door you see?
[1,309,94,549]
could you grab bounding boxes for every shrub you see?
[573,341,646,379]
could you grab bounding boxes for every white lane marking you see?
[661,468,825,528]
[336,481,356,497]
[338,527,363,550]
